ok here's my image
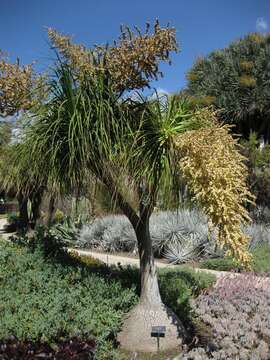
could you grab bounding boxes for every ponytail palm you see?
[24,65,203,349]
[25,62,253,351]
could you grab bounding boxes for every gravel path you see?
[72,248,270,290]
[0,217,12,240]
[71,249,234,280]
[1,217,269,291]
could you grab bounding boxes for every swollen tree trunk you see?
[136,215,161,306]
[103,175,185,351]
[117,203,185,352]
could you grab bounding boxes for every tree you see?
[0,50,46,227]
[0,142,46,228]
[241,132,270,207]
[22,23,253,352]
[186,32,270,140]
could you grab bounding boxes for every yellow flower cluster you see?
[48,20,178,92]
[174,109,255,266]
[0,52,45,116]
[239,60,254,72]
[239,75,256,88]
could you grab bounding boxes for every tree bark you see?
[103,176,185,351]
[30,190,43,228]
[17,192,29,228]
[135,215,161,305]
[47,195,55,226]
[102,172,162,305]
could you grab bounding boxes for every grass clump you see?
[251,244,270,273]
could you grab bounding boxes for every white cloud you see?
[256,17,268,32]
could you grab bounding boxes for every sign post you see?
[151,326,166,352]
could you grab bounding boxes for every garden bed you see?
[0,238,215,359]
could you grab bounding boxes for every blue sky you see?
[0,0,269,94]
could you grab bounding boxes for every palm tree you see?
[13,21,252,351]
[23,65,195,349]
[24,63,253,351]
[186,32,270,141]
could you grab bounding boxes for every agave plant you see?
[50,217,79,246]
[78,215,137,252]
[246,223,270,250]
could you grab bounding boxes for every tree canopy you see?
[48,19,178,93]
[186,32,270,139]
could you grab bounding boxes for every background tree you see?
[186,32,270,141]
[22,23,253,352]
[0,142,47,228]
[0,50,46,226]
[241,132,270,207]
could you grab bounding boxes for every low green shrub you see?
[53,209,65,223]
[159,267,215,327]
[0,240,137,359]
[69,250,105,268]
[4,213,23,232]
[200,244,270,274]
[200,257,240,272]
[252,244,270,273]
[10,226,73,263]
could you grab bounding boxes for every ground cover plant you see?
[0,236,215,359]
[0,239,137,359]
[182,275,270,359]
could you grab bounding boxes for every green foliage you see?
[0,121,12,147]
[0,240,137,358]
[200,257,240,272]
[186,32,270,139]
[48,216,79,248]
[241,132,270,206]
[159,267,215,326]
[53,208,65,223]
[69,250,105,268]
[13,226,68,259]
[0,239,214,357]
[251,244,270,273]
[7,212,19,225]
[200,244,270,273]
[5,212,23,232]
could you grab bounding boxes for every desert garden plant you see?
[78,208,270,265]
